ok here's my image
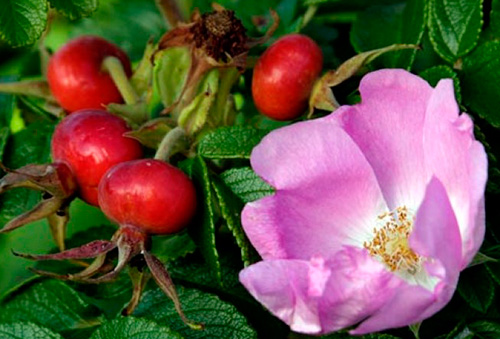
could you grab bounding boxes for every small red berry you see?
[51,109,143,206]
[252,34,323,121]
[47,36,132,112]
[98,159,197,235]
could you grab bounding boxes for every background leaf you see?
[0,0,47,47]
[212,177,259,266]
[427,0,482,63]
[457,265,495,313]
[0,127,9,159]
[0,322,63,339]
[0,279,101,333]
[89,317,182,339]
[183,156,222,284]
[419,65,461,103]
[220,167,274,203]
[461,41,500,127]
[133,286,257,339]
[45,0,166,61]
[0,120,55,225]
[49,0,98,20]
[152,232,197,262]
[350,0,426,69]
[198,126,269,159]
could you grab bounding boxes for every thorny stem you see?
[102,56,139,105]
[154,126,187,162]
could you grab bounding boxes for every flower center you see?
[364,206,422,275]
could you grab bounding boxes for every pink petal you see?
[352,177,461,334]
[410,177,462,274]
[351,282,452,335]
[422,79,488,267]
[239,258,324,334]
[245,119,387,260]
[328,69,433,209]
[239,247,400,335]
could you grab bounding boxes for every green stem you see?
[301,5,318,29]
[154,126,186,162]
[0,80,55,103]
[314,12,358,24]
[102,56,139,105]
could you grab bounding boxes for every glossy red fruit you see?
[252,34,323,121]
[98,159,197,235]
[47,36,132,112]
[51,109,143,206]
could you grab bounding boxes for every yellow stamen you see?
[364,206,422,274]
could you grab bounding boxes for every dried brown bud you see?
[191,10,248,62]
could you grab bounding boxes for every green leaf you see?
[124,118,174,149]
[350,0,426,69]
[0,80,15,128]
[220,167,274,203]
[153,47,191,110]
[319,331,401,338]
[185,156,222,284]
[73,275,132,320]
[450,321,500,339]
[89,317,182,339]
[443,322,474,339]
[457,265,495,313]
[178,69,219,135]
[0,120,55,225]
[133,287,257,339]
[0,322,63,339]
[49,0,98,20]
[198,126,269,159]
[66,0,166,61]
[153,232,197,262]
[212,177,259,266]
[486,262,500,285]
[490,0,500,37]
[419,65,462,103]
[2,120,54,168]
[427,0,482,63]
[0,279,101,333]
[468,321,500,339]
[166,248,250,301]
[0,126,9,160]
[0,0,47,47]
[461,41,500,127]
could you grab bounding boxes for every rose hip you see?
[47,36,132,112]
[51,109,143,206]
[98,159,197,234]
[252,34,323,120]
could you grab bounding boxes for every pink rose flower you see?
[239,69,488,335]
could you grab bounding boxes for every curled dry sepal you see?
[0,162,77,250]
[239,69,488,335]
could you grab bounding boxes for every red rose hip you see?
[51,109,143,206]
[47,35,132,112]
[252,34,323,120]
[98,159,197,235]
